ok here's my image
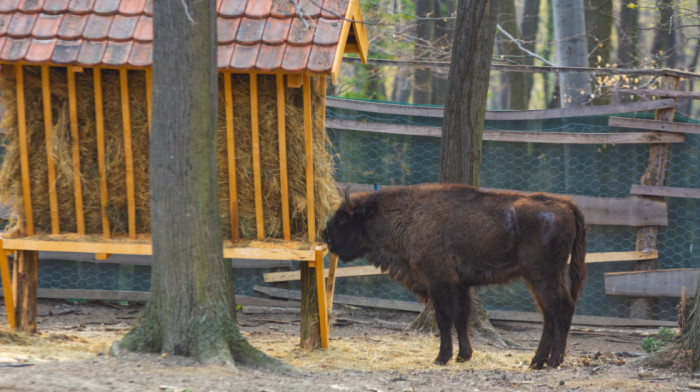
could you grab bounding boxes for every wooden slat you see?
[326,253,338,312]
[611,87,700,99]
[609,116,700,135]
[0,241,15,329]
[145,68,152,133]
[348,0,368,64]
[605,269,698,297]
[330,3,355,84]
[327,119,685,144]
[93,68,111,238]
[250,73,264,239]
[120,69,137,239]
[584,250,658,263]
[303,75,315,242]
[326,96,677,120]
[277,74,291,241]
[41,65,59,234]
[630,184,700,199]
[340,183,668,226]
[15,65,33,235]
[287,74,302,88]
[224,72,239,241]
[314,247,330,348]
[67,67,86,234]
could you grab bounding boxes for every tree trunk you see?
[413,0,433,103]
[496,0,529,110]
[616,1,639,103]
[585,0,612,104]
[117,0,282,369]
[520,0,541,107]
[651,0,674,67]
[683,274,700,370]
[553,0,592,107]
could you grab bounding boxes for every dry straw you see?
[0,66,339,241]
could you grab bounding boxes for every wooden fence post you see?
[629,74,679,319]
[300,262,321,350]
[12,250,38,332]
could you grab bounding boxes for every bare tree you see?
[553,0,593,107]
[116,0,283,368]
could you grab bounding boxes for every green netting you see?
[9,97,700,321]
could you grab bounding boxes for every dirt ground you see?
[0,299,694,391]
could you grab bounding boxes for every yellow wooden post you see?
[120,69,137,239]
[67,67,86,234]
[326,253,338,313]
[303,75,315,242]
[0,241,15,330]
[224,72,239,241]
[41,65,60,234]
[15,65,33,236]
[93,68,111,239]
[313,246,329,348]
[250,73,264,239]
[277,74,291,241]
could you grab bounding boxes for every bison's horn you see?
[344,186,355,210]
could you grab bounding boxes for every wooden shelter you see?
[0,0,369,349]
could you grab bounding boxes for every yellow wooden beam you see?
[250,73,264,239]
[67,67,86,234]
[120,69,137,239]
[330,6,354,85]
[287,74,302,88]
[326,253,338,313]
[224,72,240,241]
[0,240,16,330]
[349,0,369,64]
[277,74,291,241]
[15,65,33,236]
[93,68,111,239]
[303,75,316,242]
[314,247,329,348]
[41,65,59,234]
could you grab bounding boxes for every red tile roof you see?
[0,0,362,74]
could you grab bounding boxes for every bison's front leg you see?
[455,285,473,362]
[430,286,455,365]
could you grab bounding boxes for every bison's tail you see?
[569,204,587,302]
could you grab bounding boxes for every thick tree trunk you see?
[13,250,38,332]
[553,0,592,107]
[413,0,433,103]
[117,0,282,369]
[496,0,529,110]
[585,0,612,104]
[520,0,540,106]
[683,275,700,370]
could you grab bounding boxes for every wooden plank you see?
[250,73,264,239]
[584,250,657,263]
[15,65,33,236]
[325,96,676,120]
[145,68,152,133]
[0,241,15,329]
[224,72,239,241]
[489,310,676,328]
[14,250,38,331]
[605,269,698,297]
[314,248,330,348]
[93,68,111,239]
[326,253,338,312]
[303,75,315,242]
[67,67,86,234]
[609,116,700,135]
[631,185,700,199]
[340,183,668,226]
[330,3,355,84]
[287,74,302,88]
[348,0,368,64]
[327,119,684,144]
[277,74,291,241]
[223,246,315,261]
[41,65,59,234]
[611,87,700,99]
[120,69,137,239]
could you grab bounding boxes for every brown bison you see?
[321,183,586,369]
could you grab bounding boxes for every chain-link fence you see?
[20,98,700,321]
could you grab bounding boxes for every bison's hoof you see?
[455,351,472,363]
[433,356,451,366]
[529,359,547,370]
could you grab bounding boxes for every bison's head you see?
[321,190,376,262]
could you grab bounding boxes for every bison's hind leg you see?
[429,284,459,365]
[454,285,473,363]
[527,278,575,369]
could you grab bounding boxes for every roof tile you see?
[108,14,138,41]
[32,13,64,39]
[262,17,290,45]
[217,43,234,68]
[42,0,70,14]
[128,40,150,66]
[287,16,315,46]
[132,15,152,42]
[281,44,311,72]
[0,38,31,61]
[236,17,265,45]
[25,38,57,62]
[217,17,240,44]
[8,13,38,37]
[143,0,152,16]
[229,43,260,70]
[93,0,120,15]
[51,38,82,63]
[0,13,12,36]
[76,39,105,65]
[256,43,285,71]
[102,40,131,65]
[57,12,87,39]
[0,37,6,57]
[67,0,93,14]
[270,0,295,17]
[320,0,349,19]
[0,0,22,13]
[313,17,341,46]
[119,0,146,15]
[245,0,272,18]
[19,0,45,13]
[83,14,113,40]
[296,0,321,18]
[219,0,247,17]
[306,44,335,72]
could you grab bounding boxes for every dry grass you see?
[0,328,112,362]
[0,67,339,240]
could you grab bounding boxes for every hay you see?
[0,67,338,240]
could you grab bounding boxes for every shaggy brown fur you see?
[321,183,586,369]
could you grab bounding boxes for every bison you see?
[321,183,586,369]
